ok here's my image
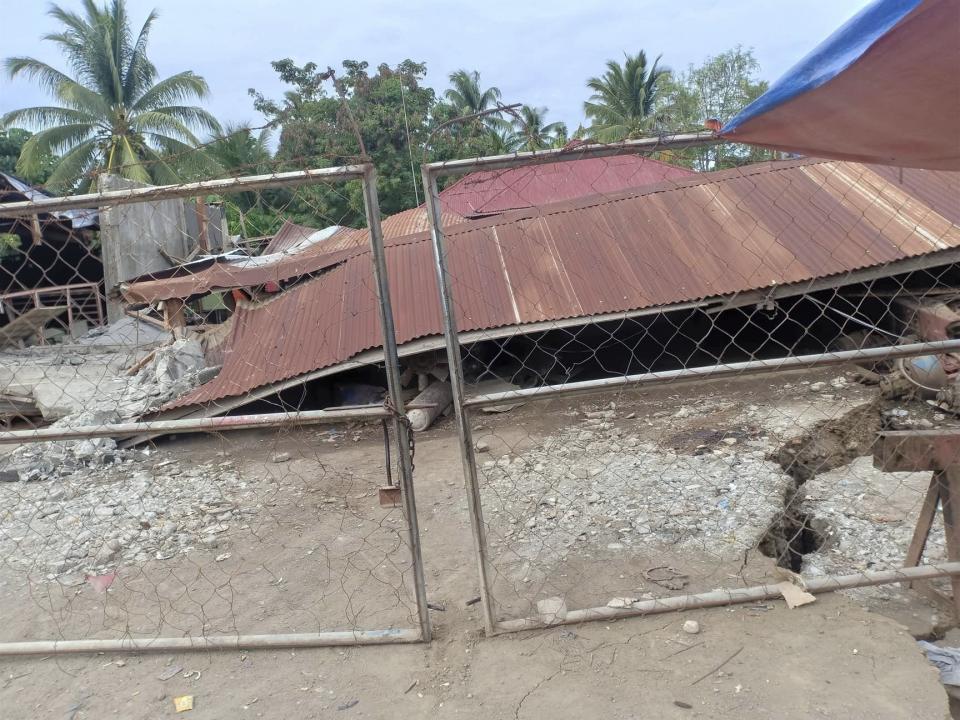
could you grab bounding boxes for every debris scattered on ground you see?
[801,456,945,584]
[0,454,255,579]
[475,376,916,597]
[173,695,194,713]
[682,620,701,634]
[777,582,817,609]
[158,665,183,682]
[536,596,568,624]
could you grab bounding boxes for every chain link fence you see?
[0,165,430,653]
[420,134,960,634]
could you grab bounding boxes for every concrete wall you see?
[98,176,226,322]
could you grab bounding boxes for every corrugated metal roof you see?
[123,208,466,303]
[165,158,960,410]
[261,220,318,254]
[439,155,694,217]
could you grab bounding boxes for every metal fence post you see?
[361,165,433,641]
[422,167,498,636]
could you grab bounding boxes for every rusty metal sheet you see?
[261,220,318,254]
[441,155,694,217]
[166,158,960,410]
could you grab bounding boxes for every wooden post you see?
[162,298,186,336]
[875,429,960,618]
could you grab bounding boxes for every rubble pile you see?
[482,416,790,564]
[479,382,876,569]
[0,454,256,578]
[802,455,945,576]
[0,336,210,482]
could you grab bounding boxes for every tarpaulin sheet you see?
[721,0,960,170]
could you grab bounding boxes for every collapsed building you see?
[109,155,960,433]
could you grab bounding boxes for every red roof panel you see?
[164,158,960,411]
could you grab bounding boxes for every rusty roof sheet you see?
[164,158,960,410]
[261,220,318,254]
[440,154,694,217]
[123,208,465,303]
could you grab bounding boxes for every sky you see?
[1,0,873,138]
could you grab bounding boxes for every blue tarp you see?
[724,0,922,134]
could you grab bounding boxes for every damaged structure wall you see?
[98,175,226,322]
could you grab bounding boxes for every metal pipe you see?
[496,562,960,633]
[0,628,422,656]
[422,168,498,636]
[0,166,369,217]
[0,407,392,445]
[463,339,960,409]
[360,166,432,642]
[422,131,718,178]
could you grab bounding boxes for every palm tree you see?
[444,69,502,119]
[206,122,273,214]
[584,51,669,142]
[2,0,219,192]
[207,123,272,177]
[512,106,567,151]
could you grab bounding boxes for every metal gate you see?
[0,165,430,653]
[420,134,960,635]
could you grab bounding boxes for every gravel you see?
[0,454,257,579]
[478,379,876,571]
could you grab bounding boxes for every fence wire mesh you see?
[0,166,429,649]
[422,140,960,632]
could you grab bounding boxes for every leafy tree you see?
[444,69,502,118]
[207,123,272,177]
[511,105,567,151]
[252,58,437,227]
[0,129,52,182]
[584,51,669,142]
[2,0,220,192]
[656,47,774,170]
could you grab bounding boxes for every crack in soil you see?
[759,400,882,571]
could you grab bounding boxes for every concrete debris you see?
[270,452,291,464]
[0,333,211,483]
[800,455,945,589]
[142,338,205,387]
[478,376,878,582]
[682,620,701,634]
[536,596,568,624]
[74,316,167,348]
[407,381,452,432]
[0,453,255,579]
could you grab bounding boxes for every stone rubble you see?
[802,455,945,578]
[478,378,876,573]
[0,454,257,579]
[0,335,209,482]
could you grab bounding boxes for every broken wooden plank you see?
[904,473,943,576]
[0,306,68,347]
[874,430,960,472]
[939,468,960,620]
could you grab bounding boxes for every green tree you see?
[252,58,437,227]
[656,47,773,170]
[429,69,519,161]
[207,123,272,177]
[511,105,567,151]
[444,69,502,117]
[0,129,54,182]
[584,51,668,142]
[2,0,220,192]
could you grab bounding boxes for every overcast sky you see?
[2,0,872,136]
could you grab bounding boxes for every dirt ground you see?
[0,368,952,719]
